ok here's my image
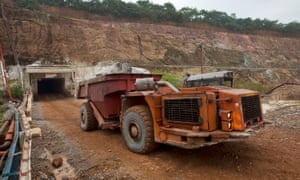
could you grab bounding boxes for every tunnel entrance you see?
[26,64,75,100]
[38,78,65,95]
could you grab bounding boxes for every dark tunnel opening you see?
[37,78,65,95]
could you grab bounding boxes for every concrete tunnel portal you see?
[26,65,75,100]
[37,78,65,95]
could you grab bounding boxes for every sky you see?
[124,0,300,24]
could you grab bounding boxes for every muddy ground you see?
[31,95,300,180]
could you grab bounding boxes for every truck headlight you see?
[222,119,232,131]
[220,110,232,120]
[227,112,231,119]
[228,120,232,129]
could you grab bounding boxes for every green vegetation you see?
[0,90,7,99]
[0,105,5,119]
[234,80,270,93]
[0,83,23,100]
[13,0,300,34]
[14,0,40,10]
[10,83,23,99]
[154,70,182,88]
[151,71,269,93]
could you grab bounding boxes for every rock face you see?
[0,0,299,85]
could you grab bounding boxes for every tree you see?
[102,0,125,16]
[163,2,176,21]
[284,21,300,33]
[14,0,300,34]
[178,7,198,22]
[15,0,40,10]
[123,2,141,19]
[37,0,64,6]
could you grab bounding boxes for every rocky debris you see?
[95,61,150,76]
[52,157,63,168]
[75,61,151,82]
[263,101,300,129]
[36,171,49,180]
[95,62,131,76]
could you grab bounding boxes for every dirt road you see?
[31,95,300,180]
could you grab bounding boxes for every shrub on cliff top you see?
[13,0,300,34]
[15,0,40,10]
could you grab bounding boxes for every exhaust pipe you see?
[156,81,180,93]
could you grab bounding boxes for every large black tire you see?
[121,105,157,154]
[80,102,98,131]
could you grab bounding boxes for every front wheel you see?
[121,105,157,154]
[80,102,98,131]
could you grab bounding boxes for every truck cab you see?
[184,71,234,88]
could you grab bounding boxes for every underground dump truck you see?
[77,71,264,154]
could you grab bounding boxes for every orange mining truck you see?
[77,71,264,153]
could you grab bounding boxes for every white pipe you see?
[17,65,24,92]
[0,60,6,87]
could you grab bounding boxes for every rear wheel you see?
[122,105,157,154]
[80,102,98,131]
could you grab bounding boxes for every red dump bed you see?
[77,73,161,119]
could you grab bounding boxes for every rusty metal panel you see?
[218,89,262,131]
[77,73,162,119]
